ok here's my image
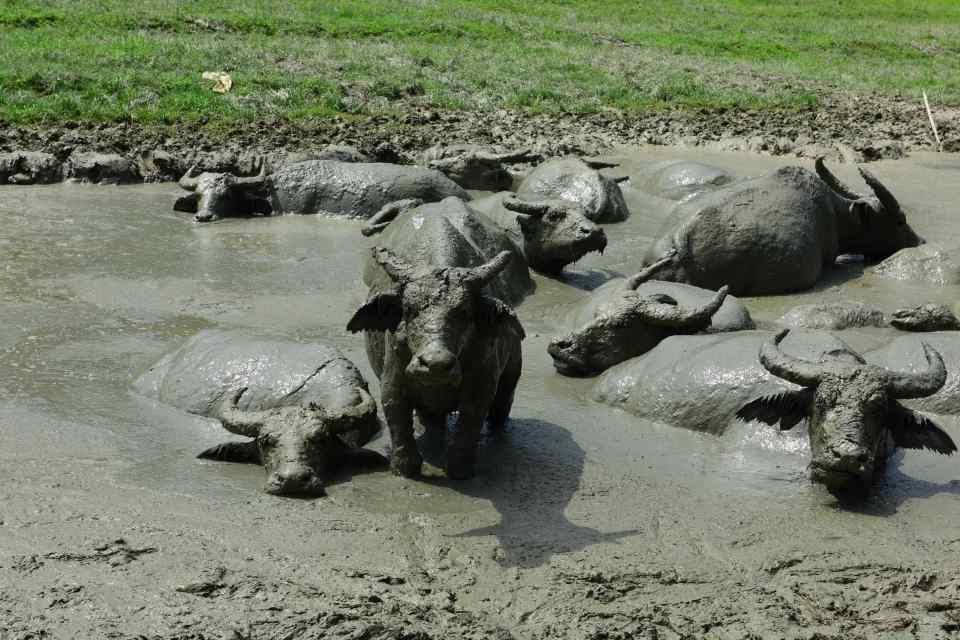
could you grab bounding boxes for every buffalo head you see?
[347,247,519,387]
[502,196,607,275]
[738,329,956,498]
[816,158,923,259]
[176,162,269,222]
[549,255,727,376]
[199,387,384,497]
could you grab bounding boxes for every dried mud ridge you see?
[1,91,958,184]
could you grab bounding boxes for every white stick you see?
[923,91,943,152]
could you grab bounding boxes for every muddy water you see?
[2,150,960,635]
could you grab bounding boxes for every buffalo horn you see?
[858,167,903,215]
[759,329,826,387]
[815,157,863,200]
[886,341,947,399]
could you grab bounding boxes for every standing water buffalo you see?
[641,159,924,295]
[548,254,735,376]
[134,331,385,496]
[175,159,469,222]
[348,247,525,479]
[738,329,955,497]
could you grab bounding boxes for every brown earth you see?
[2,91,959,176]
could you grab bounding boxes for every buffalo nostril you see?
[268,467,315,492]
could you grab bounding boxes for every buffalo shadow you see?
[417,417,638,569]
[830,449,960,516]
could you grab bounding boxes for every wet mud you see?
[1,149,960,638]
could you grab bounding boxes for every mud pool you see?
[2,149,960,638]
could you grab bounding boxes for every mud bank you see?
[2,89,957,185]
[1,149,960,638]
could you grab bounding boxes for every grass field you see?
[1,0,959,125]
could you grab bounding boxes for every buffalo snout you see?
[811,443,874,494]
[406,344,462,384]
[265,464,326,497]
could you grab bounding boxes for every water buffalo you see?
[361,197,534,306]
[640,159,924,295]
[778,301,887,330]
[517,157,630,223]
[420,145,541,191]
[592,330,854,434]
[631,160,738,202]
[368,194,607,276]
[175,159,468,222]
[362,192,607,276]
[548,254,737,376]
[347,247,525,479]
[133,331,384,496]
[890,304,960,332]
[738,329,955,497]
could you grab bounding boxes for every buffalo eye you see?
[546,211,564,224]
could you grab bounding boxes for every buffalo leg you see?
[197,440,261,464]
[489,352,521,432]
[382,386,421,478]
[447,379,498,480]
[416,409,448,433]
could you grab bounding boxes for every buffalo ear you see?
[736,389,814,431]
[197,440,262,464]
[890,403,957,455]
[347,292,403,333]
[477,296,525,338]
[174,192,200,213]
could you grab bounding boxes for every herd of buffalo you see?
[125,145,959,502]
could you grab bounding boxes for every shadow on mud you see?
[552,268,621,293]
[830,451,960,516]
[803,260,866,294]
[421,417,639,569]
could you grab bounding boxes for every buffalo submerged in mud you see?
[175,158,468,222]
[134,331,386,496]
[364,194,608,277]
[641,159,924,295]
[548,254,736,376]
[738,329,956,497]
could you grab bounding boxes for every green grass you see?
[0,0,958,125]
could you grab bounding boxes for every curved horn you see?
[178,164,200,191]
[584,159,619,170]
[218,388,269,437]
[886,341,947,399]
[488,148,540,163]
[502,196,550,217]
[815,157,863,200]
[324,386,377,435]
[428,157,459,171]
[635,285,728,329]
[233,159,268,189]
[625,250,677,289]
[362,198,423,237]
[471,251,513,286]
[858,166,902,214]
[372,246,416,283]
[759,329,825,387]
